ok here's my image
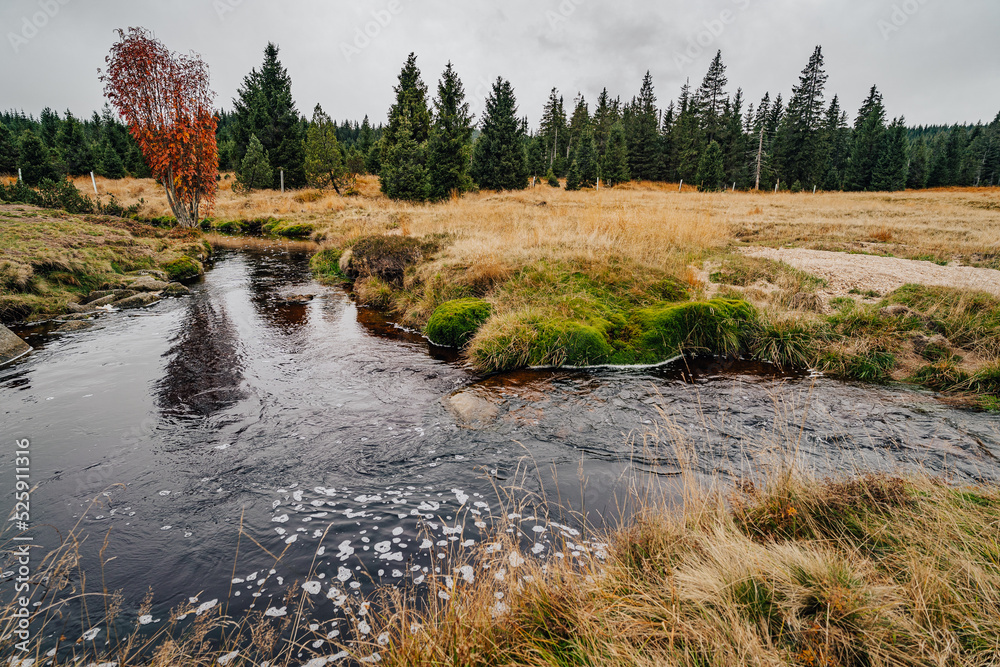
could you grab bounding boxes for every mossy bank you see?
[0,203,211,323]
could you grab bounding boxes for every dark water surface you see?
[2,248,998,656]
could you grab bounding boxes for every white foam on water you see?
[264,606,287,617]
[302,581,321,595]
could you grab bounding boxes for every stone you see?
[56,320,93,332]
[445,391,499,427]
[84,289,135,304]
[0,324,30,365]
[65,302,97,314]
[278,294,315,305]
[57,313,100,321]
[912,334,950,355]
[113,292,162,309]
[163,282,191,295]
[338,248,353,275]
[879,304,914,318]
[788,291,825,313]
[126,276,171,292]
[127,269,169,282]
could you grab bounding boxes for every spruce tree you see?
[774,46,828,189]
[57,111,95,176]
[659,101,677,181]
[673,81,702,184]
[304,105,347,192]
[873,117,909,191]
[470,77,528,191]
[18,130,55,185]
[906,139,930,189]
[602,121,630,186]
[39,107,59,147]
[567,94,590,159]
[820,96,851,190]
[527,135,546,180]
[381,115,428,201]
[379,53,431,199]
[695,51,728,145]
[846,85,887,191]
[539,88,568,175]
[565,160,581,191]
[235,134,273,193]
[0,122,17,175]
[696,140,725,191]
[233,43,306,188]
[627,72,660,181]
[576,127,598,187]
[427,62,474,200]
[97,137,126,179]
[592,88,619,155]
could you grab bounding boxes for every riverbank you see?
[0,203,210,324]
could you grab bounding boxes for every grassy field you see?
[48,176,1000,405]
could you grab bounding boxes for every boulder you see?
[84,289,136,304]
[88,293,133,308]
[65,302,98,314]
[163,282,191,295]
[113,292,162,309]
[278,294,315,306]
[445,390,499,427]
[56,320,93,332]
[0,325,30,365]
[127,269,169,282]
[127,276,171,292]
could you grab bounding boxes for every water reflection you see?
[157,299,245,417]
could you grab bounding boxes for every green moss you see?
[310,247,344,283]
[820,348,896,383]
[163,257,203,281]
[425,298,492,348]
[752,318,824,369]
[910,361,970,392]
[264,220,315,238]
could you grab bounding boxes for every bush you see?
[348,235,432,284]
[425,298,492,348]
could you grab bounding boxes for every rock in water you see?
[113,293,162,309]
[445,391,499,427]
[127,276,171,292]
[0,325,30,364]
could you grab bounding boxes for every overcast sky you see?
[2,0,998,128]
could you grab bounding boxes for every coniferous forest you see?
[2,45,999,197]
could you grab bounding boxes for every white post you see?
[678,180,683,192]
[732,182,736,192]
[774,180,779,194]
[813,185,817,194]
[596,178,600,192]
[90,171,98,195]
[18,168,22,183]
[280,169,284,193]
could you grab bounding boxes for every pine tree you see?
[602,121,630,186]
[846,85,887,191]
[470,78,528,191]
[576,127,598,187]
[381,114,428,201]
[695,51,728,145]
[565,160,581,191]
[774,46,828,189]
[96,137,126,179]
[379,53,432,199]
[18,130,56,185]
[235,134,273,193]
[304,105,347,193]
[696,140,725,191]
[820,96,850,190]
[873,117,909,191]
[57,111,95,176]
[721,90,747,186]
[39,107,59,147]
[567,94,590,160]
[233,43,306,188]
[658,101,677,181]
[527,135,546,180]
[592,88,619,155]
[673,81,702,184]
[627,71,660,181]
[906,139,930,189]
[0,122,17,175]
[357,116,375,173]
[539,88,567,175]
[427,62,474,200]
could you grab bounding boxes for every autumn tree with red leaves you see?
[101,27,218,227]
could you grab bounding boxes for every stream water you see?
[2,248,998,658]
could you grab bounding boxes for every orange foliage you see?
[101,27,217,227]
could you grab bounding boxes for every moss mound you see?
[310,247,344,282]
[163,257,203,281]
[425,298,492,348]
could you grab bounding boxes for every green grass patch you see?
[710,255,826,291]
[425,298,492,348]
[263,219,316,238]
[309,247,345,283]
[162,257,203,281]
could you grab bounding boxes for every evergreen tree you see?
[576,127,598,187]
[696,140,725,191]
[0,122,17,175]
[846,85,887,191]
[565,160,581,191]
[627,71,660,181]
[18,129,56,185]
[673,81,702,184]
[96,136,126,179]
[235,134,273,193]
[39,107,59,147]
[470,77,528,191]
[426,62,474,200]
[906,139,930,189]
[381,114,428,201]
[126,143,151,179]
[602,121,631,186]
[304,105,347,192]
[57,110,95,176]
[721,90,747,186]
[527,135,546,180]
[774,46,828,188]
[539,88,568,174]
[379,53,432,199]
[873,117,909,191]
[592,88,619,155]
[357,115,375,172]
[658,101,677,181]
[820,96,851,190]
[695,50,728,145]
[233,42,306,188]
[567,94,591,159]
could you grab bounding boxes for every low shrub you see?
[425,298,492,348]
[348,235,434,284]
